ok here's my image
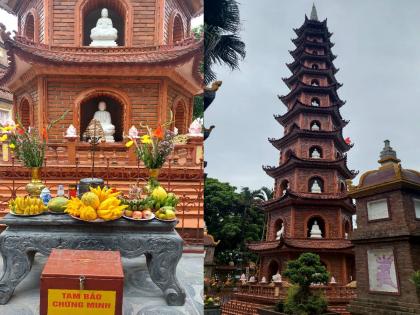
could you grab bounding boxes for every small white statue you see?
[310,220,323,239]
[260,276,267,284]
[65,124,77,138]
[311,148,321,159]
[272,272,282,283]
[128,125,139,139]
[330,276,337,284]
[188,118,203,137]
[93,101,115,142]
[344,232,349,239]
[275,223,284,240]
[310,180,322,193]
[90,8,118,47]
[249,276,256,283]
[311,123,320,131]
[174,127,179,135]
[240,273,247,283]
[311,99,320,107]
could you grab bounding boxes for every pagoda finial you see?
[378,140,400,166]
[310,3,319,21]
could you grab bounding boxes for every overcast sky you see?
[206,0,420,190]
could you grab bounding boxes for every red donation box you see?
[40,249,124,315]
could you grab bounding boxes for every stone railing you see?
[0,137,203,169]
[235,283,356,304]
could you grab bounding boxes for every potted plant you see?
[258,253,337,315]
[0,111,68,196]
[204,295,221,315]
[125,113,186,180]
[410,270,420,294]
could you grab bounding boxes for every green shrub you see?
[283,253,329,315]
[410,270,420,292]
[274,300,284,312]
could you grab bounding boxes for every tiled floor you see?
[0,252,204,315]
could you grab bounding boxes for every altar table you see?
[0,214,186,306]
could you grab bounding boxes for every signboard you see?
[48,289,116,315]
[367,199,389,221]
[367,248,399,293]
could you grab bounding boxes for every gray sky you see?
[206,0,420,190]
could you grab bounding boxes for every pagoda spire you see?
[310,3,319,21]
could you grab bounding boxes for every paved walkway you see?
[0,253,204,315]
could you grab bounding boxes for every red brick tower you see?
[248,5,357,285]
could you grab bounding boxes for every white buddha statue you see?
[90,8,118,47]
[249,276,256,283]
[128,125,139,139]
[272,272,282,283]
[311,180,322,193]
[188,118,203,137]
[311,123,320,131]
[240,273,247,283]
[311,148,321,159]
[93,101,115,142]
[330,276,337,284]
[260,276,267,284]
[65,124,77,138]
[275,223,284,240]
[310,220,323,238]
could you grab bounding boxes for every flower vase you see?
[26,167,46,197]
[148,168,160,179]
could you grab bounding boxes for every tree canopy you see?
[204,177,271,264]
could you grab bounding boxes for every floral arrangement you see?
[204,295,220,308]
[0,111,69,167]
[125,114,187,170]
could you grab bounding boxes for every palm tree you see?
[204,0,246,85]
[254,186,274,202]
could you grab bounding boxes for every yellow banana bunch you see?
[98,197,121,210]
[9,196,47,215]
[97,204,127,221]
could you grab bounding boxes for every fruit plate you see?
[69,215,121,223]
[155,216,177,222]
[9,211,45,217]
[123,213,155,221]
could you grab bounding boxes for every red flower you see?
[17,128,24,135]
[153,126,164,139]
[345,137,351,145]
[42,127,48,141]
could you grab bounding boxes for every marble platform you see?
[0,253,204,315]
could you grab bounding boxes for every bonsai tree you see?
[283,253,330,315]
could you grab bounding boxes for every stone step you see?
[348,299,420,315]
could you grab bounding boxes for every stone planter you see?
[257,307,338,315]
[204,306,221,315]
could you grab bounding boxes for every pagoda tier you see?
[274,101,348,128]
[268,127,353,152]
[279,81,344,106]
[263,152,358,179]
[283,65,340,88]
[251,5,356,286]
[286,55,338,74]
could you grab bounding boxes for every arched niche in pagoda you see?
[343,219,351,238]
[306,215,327,238]
[75,0,133,47]
[17,95,34,129]
[74,88,132,143]
[273,217,285,240]
[172,97,188,134]
[267,260,280,280]
[23,9,39,42]
[308,176,324,193]
[168,11,185,45]
[309,146,322,159]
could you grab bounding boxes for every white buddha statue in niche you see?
[310,220,323,239]
[90,8,118,47]
[311,180,322,193]
[93,101,115,142]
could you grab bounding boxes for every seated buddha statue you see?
[90,8,118,47]
[93,101,115,142]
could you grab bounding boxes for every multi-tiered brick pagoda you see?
[248,5,358,285]
[0,0,204,242]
